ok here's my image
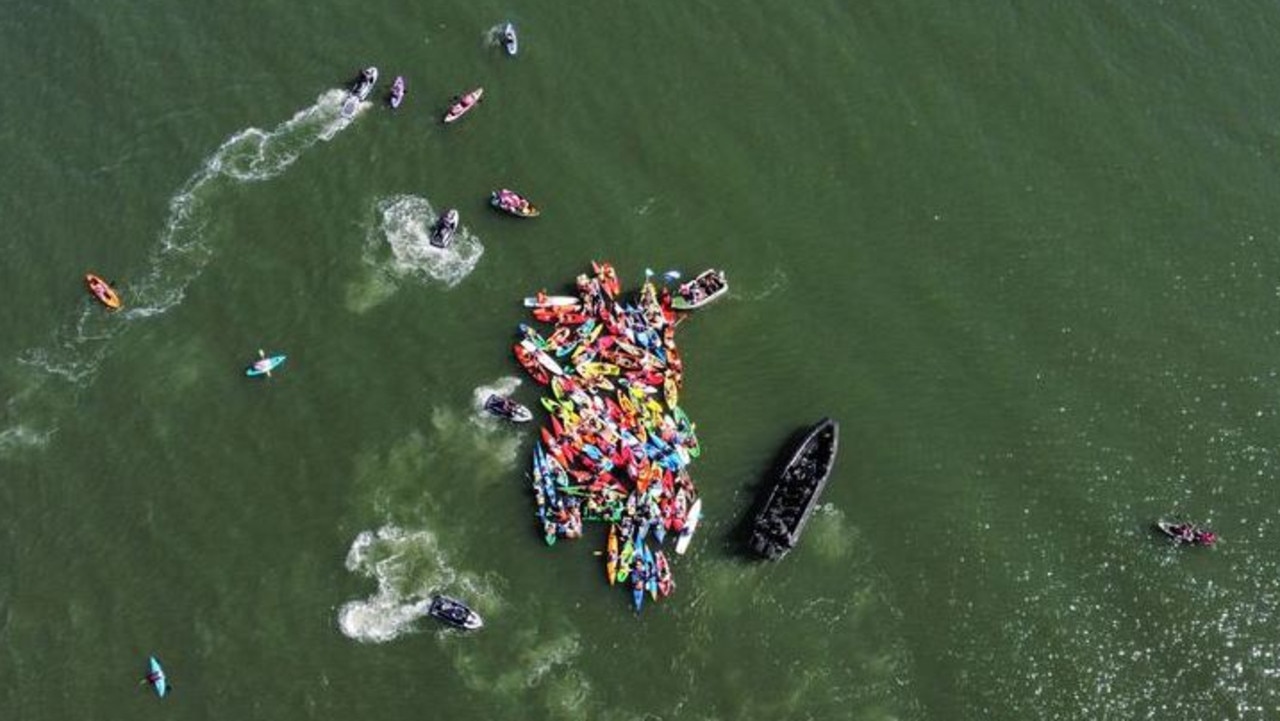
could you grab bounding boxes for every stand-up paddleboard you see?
[246,349,286,378]
[675,498,702,555]
[146,656,168,698]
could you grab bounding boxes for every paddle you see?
[258,348,271,378]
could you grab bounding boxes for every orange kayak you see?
[606,524,619,586]
[85,273,122,311]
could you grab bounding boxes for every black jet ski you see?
[429,208,460,249]
[484,393,533,423]
[1154,520,1217,547]
[341,66,379,118]
[426,594,483,630]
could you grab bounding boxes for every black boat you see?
[426,594,484,630]
[748,418,839,560]
[484,393,532,423]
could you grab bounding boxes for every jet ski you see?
[429,208,460,249]
[1154,520,1217,546]
[484,394,533,423]
[426,594,483,630]
[342,66,379,118]
[501,23,518,56]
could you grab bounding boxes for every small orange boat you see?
[85,273,122,311]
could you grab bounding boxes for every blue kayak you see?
[245,354,286,377]
[147,656,168,698]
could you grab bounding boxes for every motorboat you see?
[671,269,728,310]
[748,418,839,560]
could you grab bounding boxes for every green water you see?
[4,1,1280,719]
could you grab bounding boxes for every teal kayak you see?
[147,656,168,698]
[245,353,286,377]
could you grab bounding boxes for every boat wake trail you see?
[4,89,354,451]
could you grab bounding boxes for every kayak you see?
[342,66,379,118]
[675,498,701,555]
[490,188,541,218]
[443,87,484,123]
[85,273,122,311]
[1154,520,1217,546]
[606,524,619,585]
[501,22,518,56]
[388,75,405,109]
[246,352,286,377]
[146,656,168,698]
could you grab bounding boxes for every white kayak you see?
[675,498,702,555]
[522,294,580,309]
[519,339,565,376]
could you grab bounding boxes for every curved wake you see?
[3,89,357,453]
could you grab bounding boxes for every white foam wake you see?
[337,524,496,644]
[365,195,484,288]
[8,89,356,438]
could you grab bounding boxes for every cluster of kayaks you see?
[515,261,722,611]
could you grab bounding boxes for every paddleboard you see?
[246,354,287,377]
[675,498,702,555]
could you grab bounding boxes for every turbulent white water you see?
[366,194,485,288]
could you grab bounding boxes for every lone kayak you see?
[85,273,122,311]
[145,656,168,698]
[491,188,540,218]
[443,87,484,123]
[246,349,286,378]
[388,75,405,109]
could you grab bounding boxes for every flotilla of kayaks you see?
[517,261,724,611]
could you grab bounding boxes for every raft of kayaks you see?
[515,261,724,611]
